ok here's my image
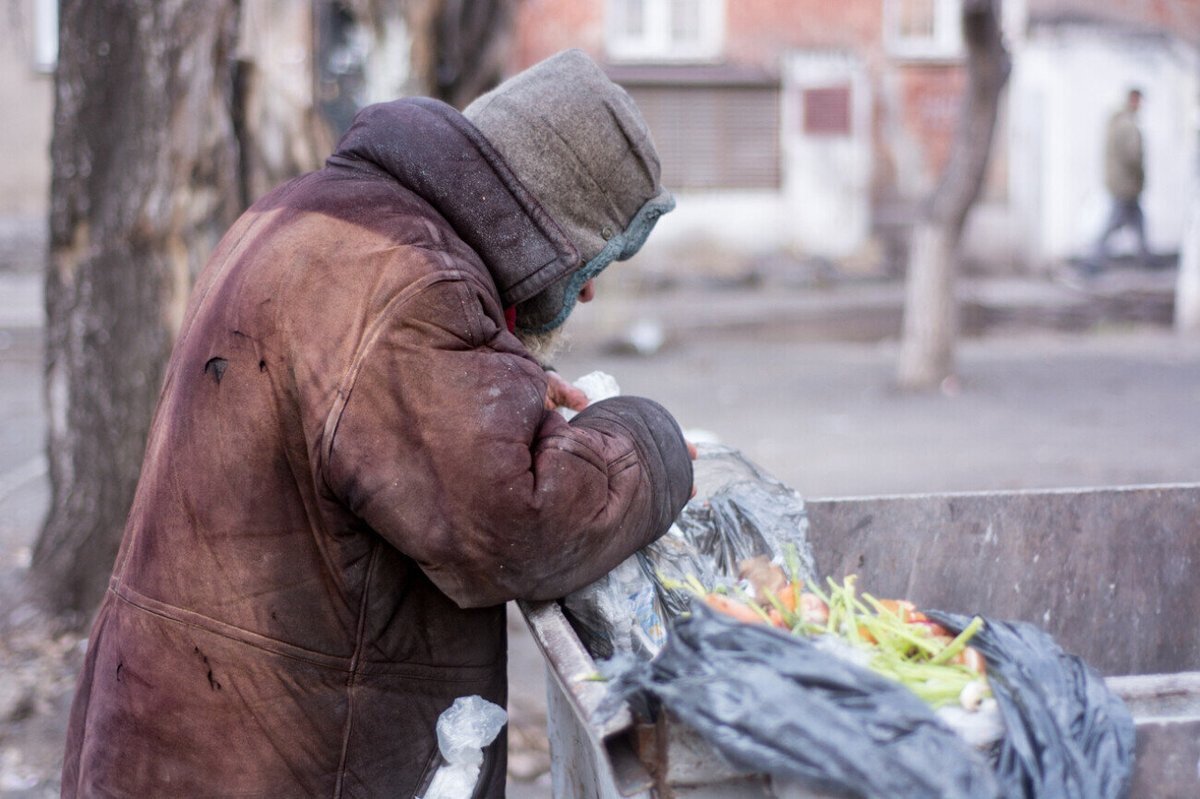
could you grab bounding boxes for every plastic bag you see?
[563,445,818,657]
[561,556,665,659]
[417,695,508,799]
[645,444,818,618]
[603,604,1004,799]
[929,611,1136,799]
[589,446,1135,798]
[601,603,1136,799]
[557,370,620,421]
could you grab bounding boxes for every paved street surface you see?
[3,265,1200,797]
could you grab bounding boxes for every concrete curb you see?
[0,269,1179,346]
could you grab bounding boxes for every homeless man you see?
[61,49,694,798]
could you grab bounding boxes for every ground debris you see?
[0,593,85,798]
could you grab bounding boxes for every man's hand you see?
[544,370,589,412]
[546,370,698,497]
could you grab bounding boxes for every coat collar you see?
[326,97,580,308]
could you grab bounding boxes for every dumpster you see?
[519,482,1200,798]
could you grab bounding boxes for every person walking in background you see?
[1092,88,1151,271]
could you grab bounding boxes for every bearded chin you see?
[515,326,570,364]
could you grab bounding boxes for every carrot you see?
[877,599,916,624]
[777,582,798,613]
[705,593,767,625]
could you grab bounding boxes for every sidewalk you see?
[561,266,1179,354]
[1,259,1180,345]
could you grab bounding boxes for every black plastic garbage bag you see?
[603,605,1136,799]
[604,605,1004,799]
[930,611,1136,799]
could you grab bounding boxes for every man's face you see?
[1129,92,1142,113]
[514,279,596,362]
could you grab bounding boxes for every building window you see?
[624,82,780,190]
[33,0,58,72]
[802,85,852,137]
[606,0,725,62]
[884,0,962,60]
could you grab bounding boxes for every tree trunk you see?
[896,0,1011,390]
[431,0,516,109]
[331,0,516,114]
[236,1,336,203]
[1176,198,1200,333]
[32,0,516,622]
[35,0,243,619]
[33,0,329,621]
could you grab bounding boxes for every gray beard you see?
[516,326,571,364]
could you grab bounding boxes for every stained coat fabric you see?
[61,96,692,798]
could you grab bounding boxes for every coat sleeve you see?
[321,275,693,608]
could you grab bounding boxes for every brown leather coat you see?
[61,98,692,798]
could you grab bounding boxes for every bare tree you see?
[896,0,1011,390]
[329,0,516,113]
[432,0,517,109]
[35,0,245,619]
[32,0,517,621]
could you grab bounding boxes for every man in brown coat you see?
[61,49,693,798]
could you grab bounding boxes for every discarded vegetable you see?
[666,552,992,711]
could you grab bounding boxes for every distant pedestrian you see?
[1092,88,1151,270]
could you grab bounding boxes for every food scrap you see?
[666,549,991,711]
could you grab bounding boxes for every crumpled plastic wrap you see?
[929,611,1137,799]
[648,444,817,619]
[416,695,508,799]
[563,443,818,659]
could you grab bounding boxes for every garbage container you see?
[519,483,1200,798]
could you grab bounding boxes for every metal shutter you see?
[625,84,781,190]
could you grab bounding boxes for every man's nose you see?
[578,279,595,303]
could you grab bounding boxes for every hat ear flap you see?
[516,189,675,335]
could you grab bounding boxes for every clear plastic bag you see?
[563,444,818,659]
[417,695,508,799]
[561,555,665,659]
[647,444,818,618]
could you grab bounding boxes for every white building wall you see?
[638,50,874,269]
[1010,27,1200,266]
[640,190,791,260]
[782,51,873,259]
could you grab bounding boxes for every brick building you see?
[3,1,1197,272]
[510,0,1200,272]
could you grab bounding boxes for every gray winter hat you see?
[464,49,675,333]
